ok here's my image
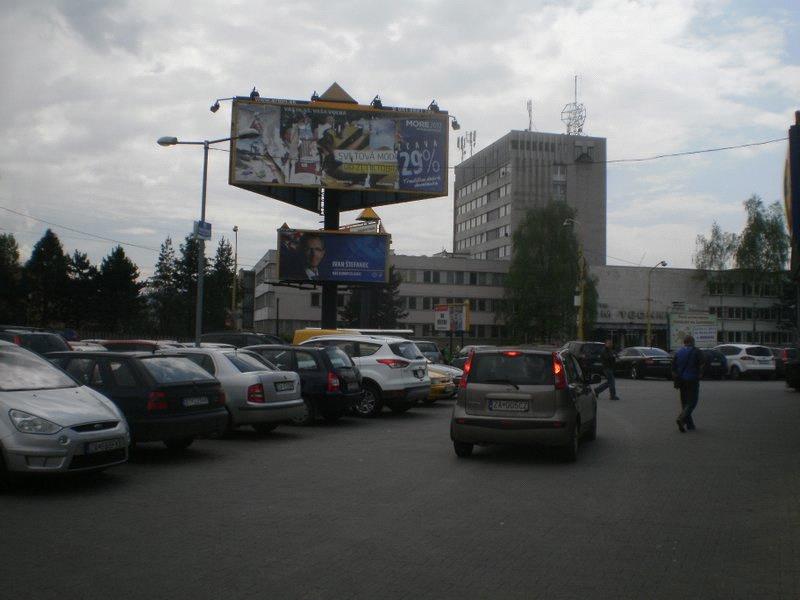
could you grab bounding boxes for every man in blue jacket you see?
[672,335,704,433]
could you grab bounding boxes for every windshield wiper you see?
[483,379,519,389]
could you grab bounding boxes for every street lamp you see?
[156,128,258,347]
[646,260,668,346]
[563,218,586,339]
[232,225,239,329]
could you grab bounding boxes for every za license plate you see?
[183,396,208,407]
[86,438,126,454]
[489,399,529,412]
[274,381,294,392]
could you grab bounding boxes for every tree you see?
[0,233,23,323]
[734,195,789,273]
[205,238,235,331]
[96,246,144,333]
[65,251,99,329]
[693,220,740,337]
[500,203,580,343]
[149,237,182,336]
[23,229,70,327]
[175,235,210,336]
[338,266,407,329]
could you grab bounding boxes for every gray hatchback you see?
[450,348,598,461]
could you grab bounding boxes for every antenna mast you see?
[526,99,534,131]
[560,75,587,135]
[458,131,477,159]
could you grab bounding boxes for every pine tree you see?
[372,266,407,328]
[96,246,144,333]
[149,237,182,336]
[176,235,209,336]
[66,251,100,329]
[23,229,70,327]
[0,234,24,323]
[205,238,235,331]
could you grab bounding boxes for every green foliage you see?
[0,233,23,322]
[174,235,210,336]
[501,203,580,342]
[205,238,236,332]
[693,221,738,271]
[734,195,789,273]
[66,251,99,328]
[338,266,407,329]
[23,229,70,327]
[149,237,182,336]
[96,246,144,333]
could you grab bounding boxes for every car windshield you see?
[225,352,272,373]
[140,356,216,383]
[390,341,424,360]
[469,352,553,386]
[415,342,439,354]
[324,346,353,368]
[583,344,604,357]
[20,334,70,354]
[641,348,669,357]
[745,346,772,357]
[0,345,78,391]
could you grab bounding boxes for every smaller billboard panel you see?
[277,229,389,284]
[434,305,450,332]
[668,311,718,351]
[433,303,471,333]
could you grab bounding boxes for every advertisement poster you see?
[231,99,448,196]
[277,229,389,284]
[668,311,718,351]
[434,303,471,333]
[434,305,450,332]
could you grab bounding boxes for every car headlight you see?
[9,409,63,435]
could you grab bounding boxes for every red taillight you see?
[217,390,226,405]
[781,349,788,363]
[459,351,475,389]
[146,391,168,411]
[12,335,22,346]
[504,351,521,357]
[327,371,341,392]
[376,358,410,369]
[553,353,567,390]
[247,384,266,403]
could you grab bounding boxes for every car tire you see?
[562,421,579,462]
[320,408,343,422]
[164,437,194,451]
[630,364,640,380]
[290,397,316,426]
[730,366,741,380]
[453,441,473,457]
[252,422,279,434]
[354,383,383,418]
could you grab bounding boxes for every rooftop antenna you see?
[526,99,534,131]
[560,75,586,135]
[457,131,477,160]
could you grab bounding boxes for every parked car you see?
[1,341,129,482]
[69,341,108,352]
[768,347,795,379]
[301,335,430,417]
[698,348,727,379]
[450,345,496,370]
[49,351,228,450]
[784,348,800,390]
[243,344,362,424]
[415,340,446,364]
[713,344,775,380]
[99,339,180,353]
[0,329,71,355]
[425,363,458,403]
[450,347,599,461]
[614,347,672,379]
[560,340,606,376]
[201,331,283,348]
[161,348,304,433]
[429,362,464,388]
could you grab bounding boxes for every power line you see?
[606,137,788,164]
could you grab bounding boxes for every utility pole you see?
[232,225,238,329]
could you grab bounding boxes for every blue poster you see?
[396,117,446,193]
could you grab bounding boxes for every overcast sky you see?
[1,0,798,278]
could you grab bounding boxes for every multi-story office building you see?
[453,130,607,265]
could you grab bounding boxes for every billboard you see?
[277,229,390,284]
[785,113,800,277]
[434,303,471,333]
[229,98,449,212]
[667,311,718,351]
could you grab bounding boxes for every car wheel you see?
[630,364,640,380]
[290,397,316,426]
[730,366,741,380]
[252,422,278,434]
[354,383,383,418]
[320,408,343,422]
[562,421,579,462]
[164,437,194,451]
[453,441,473,457]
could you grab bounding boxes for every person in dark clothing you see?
[594,339,620,400]
[672,335,705,432]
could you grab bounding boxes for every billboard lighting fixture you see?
[209,97,235,113]
[250,87,260,100]
[428,99,440,113]
[311,91,319,101]
[371,95,383,109]
[450,115,461,130]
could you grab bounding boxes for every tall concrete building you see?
[453,130,607,265]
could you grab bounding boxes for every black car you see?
[615,347,672,379]
[698,348,727,379]
[769,347,796,379]
[783,348,800,389]
[243,344,362,424]
[0,329,71,355]
[201,331,283,348]
[560,341,605,376]
[450,345,496,370]
[49,352,228,449]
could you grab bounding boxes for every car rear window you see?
[20,333,71,354]
[324,346,353,368]
[0,346,78,391]
[139,356,215,384]
[390,342,423,360]
[469,353,553,386]
[581,344,604,357]
[641,348,669,357]
[745,346,772,357]
[224,352,272,373]
[102,342,155,352]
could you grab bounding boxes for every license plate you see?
[86,438,126,454]
[183,396,208,407]
[274,381,294,392]
[489,399,529,412]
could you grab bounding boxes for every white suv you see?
[714,344,775,380]
[301,335,430,417]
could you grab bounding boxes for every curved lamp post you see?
[563,218,586,339]
[646,260,668,346]
[157,128,258,346]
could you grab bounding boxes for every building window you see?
[408,297,417,310]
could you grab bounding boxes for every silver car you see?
[450,348,598,461]
[164,348,304,433]
[0,341,129,481]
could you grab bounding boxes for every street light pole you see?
[646,260,668,346]
[563,218,585,339]
[157,129,258,347]
[232,225,239,329]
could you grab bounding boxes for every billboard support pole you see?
[321,190,340,329]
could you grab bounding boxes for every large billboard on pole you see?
[229,98,449,212]
[277,229,390,284]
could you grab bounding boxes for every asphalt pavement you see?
[2,377,800,600]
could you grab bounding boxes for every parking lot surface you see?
[2,378,800,599]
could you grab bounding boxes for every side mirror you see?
[589,373,602,384]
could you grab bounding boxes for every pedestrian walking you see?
[594,339,620,400]
[672,335,705,432]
